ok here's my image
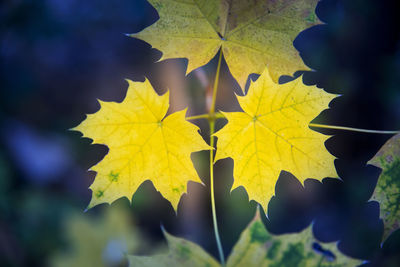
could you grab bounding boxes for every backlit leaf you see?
[128,210,362,266]
[73,79,211,211]
[128,231,220,267]
[227,211,361,267]
[214,69,337,212]
[131,0,320,90]
[368,133,400,241]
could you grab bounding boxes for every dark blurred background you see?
[1,0,400,266]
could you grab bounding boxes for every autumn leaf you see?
[73,79,211,211]
[128,209,362,267]
[227,211,362,267]
[131,0,320,90]
[368,133,400,241]
[214,69,337,212]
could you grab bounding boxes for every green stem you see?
[185,114,211,120]
[209,50,225,265]
[309,123,399,134]
[210,52,222,115]
[186,115,399,135]
[186,112,224,121]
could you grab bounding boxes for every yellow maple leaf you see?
[214,69,338,212]
[73,79,211,211]
[131,0,320,90]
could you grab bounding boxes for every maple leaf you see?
[129,231,220,267]
[131,0,320,90]
[73,79,211,211]
[368,133,400,242]
[128,209,362,266]
[214,69,338,212]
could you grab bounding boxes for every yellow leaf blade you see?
[74,79,211,211]
[214,69,337,212]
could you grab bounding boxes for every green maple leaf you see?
[368,133,400,241]
[128,210,362,267]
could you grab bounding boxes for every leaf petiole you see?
[309,123,399,134]
[186,112,225,121]
[187,115,399,135]
[208,50,226,265]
